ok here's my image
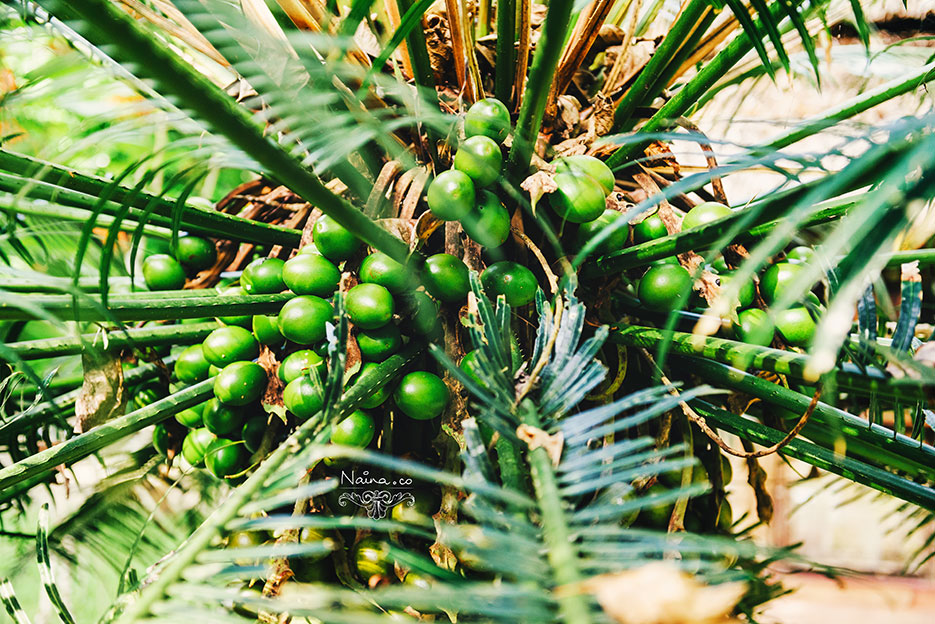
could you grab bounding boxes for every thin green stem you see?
[6,322,217,360]
[506,0,574,176]
[583,194,855,276]
[612,325,926,401]
[518,400,592,624]
[0,195,171,240]
[606,0,791,169]
[611,0,711,132]
[691,400,935,509]
[495,0,517,103]
[0,356,178,440]
[0,378,216,492]
[681,356,935,480]
[0,292,291,322]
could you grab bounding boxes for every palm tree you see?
[0,0,932,621]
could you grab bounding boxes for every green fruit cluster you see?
[631,240,820,348]
[141,234,217,291]
[427,99,512,249]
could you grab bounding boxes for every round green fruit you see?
[391,488,438,526]
[175,344,211,384]
[576,209,627,255]
[214,361,267,406]
[480,261,537,307]
[464,97,511,142]
[282,254,341,297]
[330,410,375,448]
[279,349,326,384]
[357,324,402,361]
[203,398,247,436]
[774,306,816,347]
[760,262,805,305]
[241,257,285,295]
[352,362,392,408]
[786,245,815,264]
[638,264,692,312]
[175,403,204,428]
[283,376,324,421]
[216,286,252,328]
[427,169,475,221]
[346,283,395,330]
[241,417,266,453]
[554,154,615,196]
[181,427,216,466]
[717,272,755,309]
[550,172,606,224]
[204,438,246,479]
[142,254,186,291]
[733,308,774,346]
[153,423,170,456]
[394,371,448,420]
[717,498,733,532]
[681,201,732,231]
[461,190,511,248]
[640,484,674,529]
[359,252,413,294]
[353,537,392,579]
[175,236,216,271]
[459,349,484,387]
[252,314,284,347]
[299,243,321,255]
[313,215,361,261]
[632,213,669,244]
[402,291,440,335]
[453,135,502,188]
[278,296,332,345]
[202,326,259,368]
[422,254,470,303]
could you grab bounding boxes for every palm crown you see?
[0,0,933,622]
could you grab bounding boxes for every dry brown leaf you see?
[74,351,127,433]
[576,563,746,624]
[553,95,581,139]
[592,92,616,136]
[521,171,558,215]
[516,424,563,467]
[413,210,445,247]
[607,39,654,90]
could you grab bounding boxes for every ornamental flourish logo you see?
[336,469,415,519]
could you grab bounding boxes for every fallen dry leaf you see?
[75,351,127,433]
[576,563,746,624]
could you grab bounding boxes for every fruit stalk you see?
[519,400,593,624]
